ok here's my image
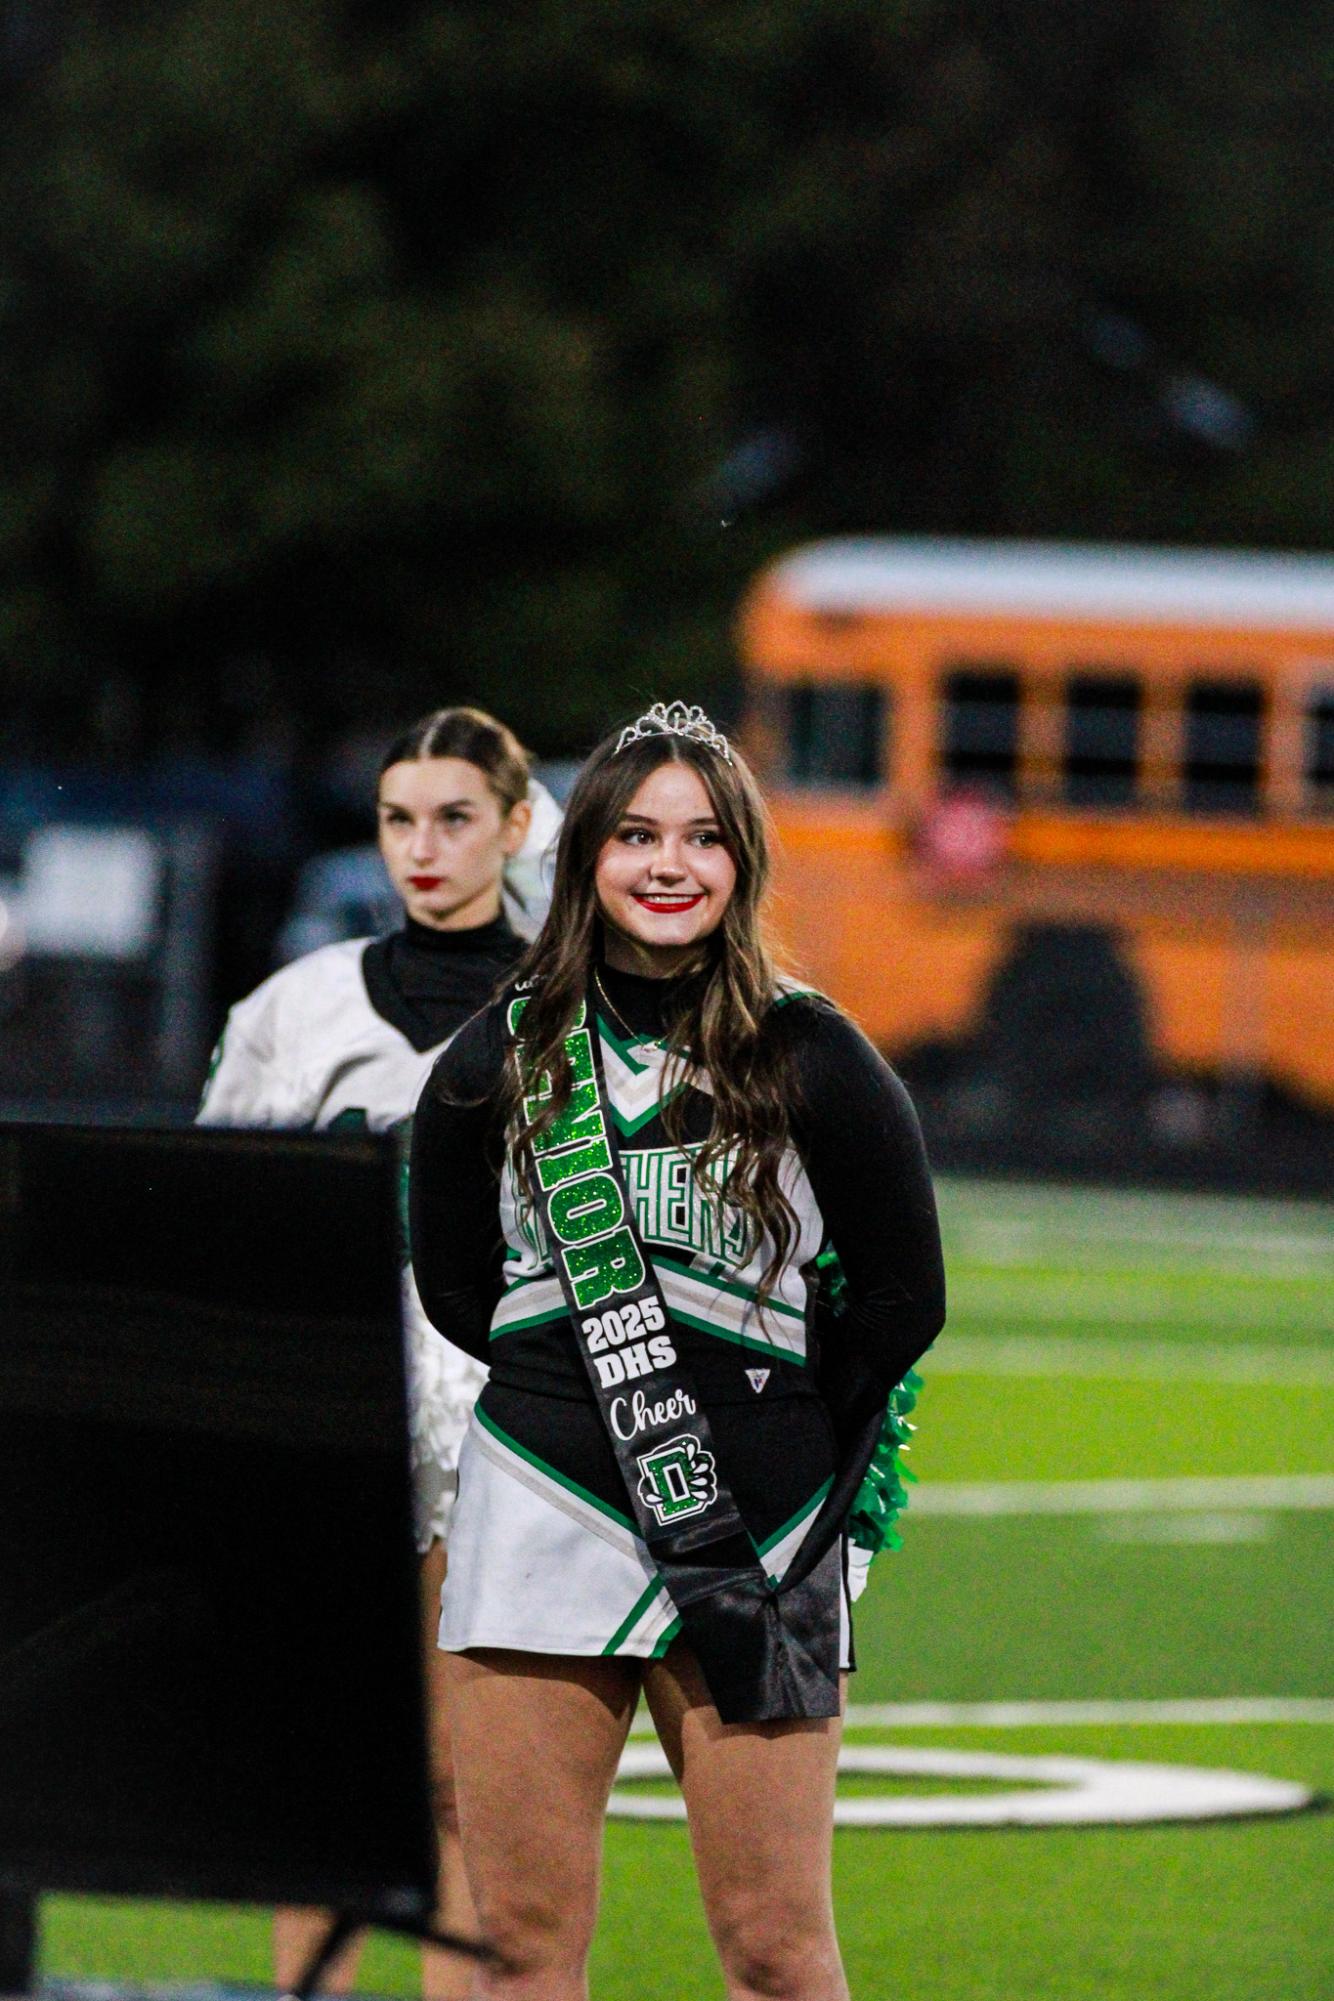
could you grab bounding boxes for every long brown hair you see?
[504,724,802,1297]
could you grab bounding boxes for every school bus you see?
[738,538,1334,1110]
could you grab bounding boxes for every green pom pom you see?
[815,1248,928,1567]
[848,1367,925,1561]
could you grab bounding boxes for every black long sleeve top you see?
[361,912,525,1051]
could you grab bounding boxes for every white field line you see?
[842,1698,1334,1728]
[1096,1511,1274,1544]
[949,1219,1334,1276]
[909,1472,1334,1517]
[927,1332,1334,1386]
[611,1740,1314,1825]
[945,1281,1333,1330]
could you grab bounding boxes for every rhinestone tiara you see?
[614,700,732,763]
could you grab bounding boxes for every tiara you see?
[614,700,732,763]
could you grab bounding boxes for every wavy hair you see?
[503,724,802,1299]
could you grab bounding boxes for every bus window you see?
[786,682,886,787]
[1307,688,1334,810]
[1063,674,1141,807]
[1183,679,1263,816]
[943,668,1019,797]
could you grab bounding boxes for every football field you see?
[44,1177,1334,1999]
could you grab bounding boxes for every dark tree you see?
[0,0,1329,759]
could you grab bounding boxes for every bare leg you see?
[419,1540,480,2000]
[444,1649,641,2000]
[644,1645,848,2001]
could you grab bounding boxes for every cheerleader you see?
[199,705,558,1999]
[410,702,945,2000]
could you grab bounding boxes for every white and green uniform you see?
[199,914,528,1547]
[410,963,946,1660]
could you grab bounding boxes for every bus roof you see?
[758,538,1334,632]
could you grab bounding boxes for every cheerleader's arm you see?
[409,1004,508,1364]
[790,1001,946,1393]
[786,1002,944,1590]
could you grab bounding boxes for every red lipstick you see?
[408,875,444,889]
[634,893,705,914]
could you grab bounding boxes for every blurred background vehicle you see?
[741,538,1334,1190]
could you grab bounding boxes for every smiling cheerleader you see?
[410,702,946,2001]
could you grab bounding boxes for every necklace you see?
[594,968,657,1047]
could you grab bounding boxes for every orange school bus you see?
[737,537,1334,1111]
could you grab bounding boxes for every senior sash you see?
[508,985,843,1724]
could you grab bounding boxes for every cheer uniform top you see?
[198,913,526,1547]
[410,963,945,1662]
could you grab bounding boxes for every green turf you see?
[39,1176,1334,1999]
[859,1512,1334,1702]
[908,1373,1334,1480]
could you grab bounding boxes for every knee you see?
[474,1880,595,1987]
[711,1895,840,1998]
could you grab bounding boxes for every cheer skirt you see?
[404,1274,488,1550]
[438,1380,853,1666]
